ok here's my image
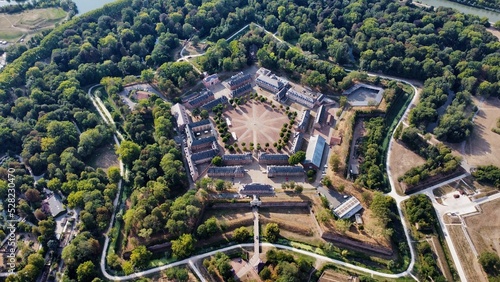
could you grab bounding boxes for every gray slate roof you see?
[191,149,218,162]
[191,136,217,147]
[201,96,228,111]
[223,153,252,161]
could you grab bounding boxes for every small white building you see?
[171,103,190,132]
[355,213,363,225]
[333,197,363,219]
[203,74,219,87]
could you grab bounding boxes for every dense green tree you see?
[77,261,97,282]
[171,234,196,259]
[479,252,500,277]
[298,33,322,53]
[232,226,251,242]
[165,267,189,282]
[200,109,209,120]
[370,192,394,227]
[472,165,500,187]
[211,156,223,166]
[107,166,121,183]
[214,179,227,191]
[405,194,436,230]
[263,223,280,242]
[5,44,28,63]
[278,22,299,41]
[197,217,220,238]
[116,140,141,167]
[288,151,306,165]
[130,245,152,270]
[304,70,327,88]
[78,125,112,158]
[62,232,100,271]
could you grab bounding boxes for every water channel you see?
[1,0,500,21]
[414,0,500,22]
[0,0,117,15]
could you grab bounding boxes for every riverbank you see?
[71,0,117,14]
[414,0,500,22]
[448,0,500,14]
[0,0,116,15]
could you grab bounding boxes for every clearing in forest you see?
[0,8,66,41]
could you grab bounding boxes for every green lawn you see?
[0,29,24,41]
[0,8,67,41]
[18,8,66,26]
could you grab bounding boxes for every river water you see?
[0,0,117,14]
[71,0,117,14]
[415,0,500,22]
[1,0,500,22]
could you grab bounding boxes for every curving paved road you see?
[377,73,421,281]
[100,242,418,281]
[0,28,424,281]
[3,23,494,281]
[91,28,423,282]
[378,72,500,281]
[93,53,425,282]
[85,85,128,282]
[88,84,125,141]
[21,24,477,282]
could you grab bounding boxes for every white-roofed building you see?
[304,135,326,170]
[171,103,190,132]
[333,197,363,219]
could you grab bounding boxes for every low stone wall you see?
[210,201,310,209]
[403,168,466,194]
[260,201,310,208]
[321,232,393,258]
[211,202,250,209]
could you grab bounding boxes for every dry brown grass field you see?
[447,224,487,282]
[202,208,254,231]
[329,109,356,174]
[447,97,500,168]
[259,207,319,240]
[464,198,500,257]
[87,142,119,171]
[388,139,426,194]
[318,269,357,282]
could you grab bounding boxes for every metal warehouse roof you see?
[305,135,326,168]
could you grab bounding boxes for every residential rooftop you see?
[187,90,214,107]
[201,96,228,111]
[228,72,252,88]
[191,149,218,162]
[171,103,190,129]
[208,166,245,175]
[222,153,253,161]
